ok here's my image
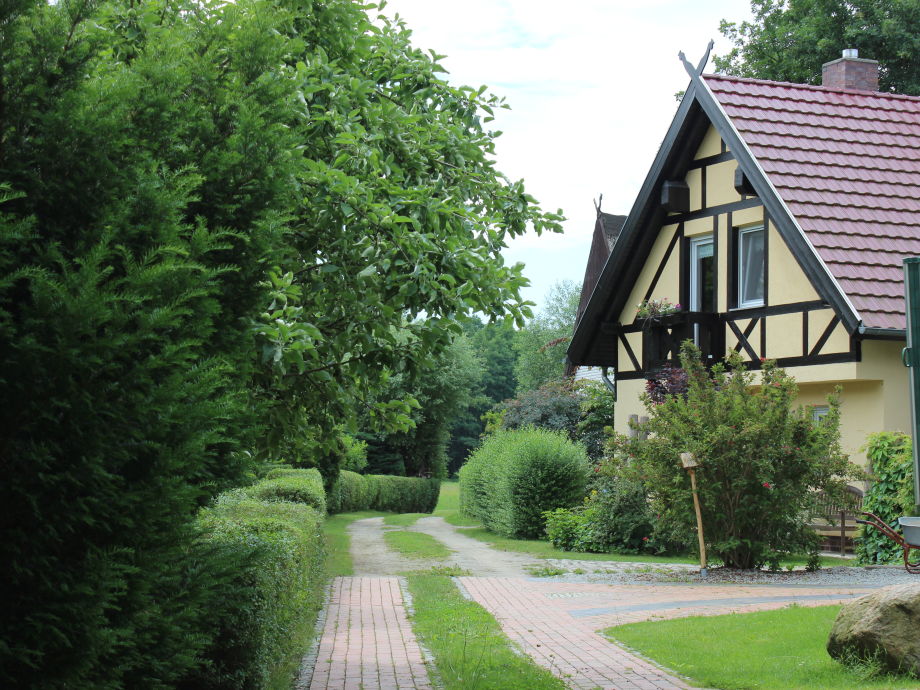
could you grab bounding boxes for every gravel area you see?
[539,558,920,587]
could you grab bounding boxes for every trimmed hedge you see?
[459,427,590,538]
[326,470,440,514]
[186,492,325,689]
[255,468,327,514]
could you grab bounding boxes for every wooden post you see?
[681,452,707,575]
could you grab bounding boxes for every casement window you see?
[689,236,715,313]
[812,405,830,424]
[738,225,765,307]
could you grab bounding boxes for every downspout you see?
[601,366,617,402]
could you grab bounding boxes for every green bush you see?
[857,432,916,565]
[326,471,439,514]
[187,492,325,690]
[250,470,327,514]
[341,436,369,473]
[543,473,660,554]
[543,508,588,551]
[460,427,590,539]
[616,344,860,569]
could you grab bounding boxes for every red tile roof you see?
[706,74,920,331]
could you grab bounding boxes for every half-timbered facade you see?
[568,50,920,467]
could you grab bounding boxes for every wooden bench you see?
[806,486,864,555]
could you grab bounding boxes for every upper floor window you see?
[690,236,715,313]
[738,226,765,307]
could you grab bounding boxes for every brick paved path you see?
[458,576,875,690]
[307,577,432,690]
[301,517,882,689]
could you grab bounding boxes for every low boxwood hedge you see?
[460,427,590,539]
[326,470,439,514]
[254,468,327,514]
[186,492,325,690]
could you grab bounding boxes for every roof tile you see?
[707,74,920,331]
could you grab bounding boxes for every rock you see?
[827,583,920,676]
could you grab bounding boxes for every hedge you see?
[326,470,440,514]
[185,492,325,689]
[460,427,590,538]
[255,468,327,514]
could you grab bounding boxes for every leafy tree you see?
[363,333,484,478]
[615,344,861,569]
[0,0,560,684]
[514,280,581,393]
[445,316,519,473]
[716,0,920,95]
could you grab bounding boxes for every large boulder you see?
[827,583,920,676]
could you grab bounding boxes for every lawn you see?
[605,605,919,689]
[384,530,453,560]
[406,574,566,690]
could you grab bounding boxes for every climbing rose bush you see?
[614,343,861,569]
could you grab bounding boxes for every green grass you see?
[322,511,389,576]
[384,512,426,527]
[433,480,481,527]
[406,574,566,690]
[605,605,919,689]
[383,530,453,560]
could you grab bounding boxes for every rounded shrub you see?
[251,469,326,514]
[460,427,590,539]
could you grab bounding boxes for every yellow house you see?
[567,49,920,470]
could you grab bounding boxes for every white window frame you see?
[689,235,714,312]
[738,225,765,308]
[812,405,830,424]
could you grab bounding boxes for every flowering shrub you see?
[635,297,680,320]
[615,343,861,569]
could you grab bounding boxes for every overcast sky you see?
[380,0,753,313]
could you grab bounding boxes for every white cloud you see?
[381,0,752,309]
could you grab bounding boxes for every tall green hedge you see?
[459,427,590,538]
[186,493,325,689]
[326,471,440,514]
[857,432,916,565]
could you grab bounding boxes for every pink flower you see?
[762,482,772,489]
[642,536,649,542]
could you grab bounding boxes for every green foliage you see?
[249,470,327,515]
[190,493,325,689]
[341,435,368,473]
[513,281,581,393]
[544,472,658,554]
[856,432,916,564]
[615,344,860,569]
[1,0,561,682]
[498,379,583,438]
[496,379,614,461]
[362,333,484,478]
[326,471,440,515]
[575,381,616,461]
[716,0,920,95]
[459,427,590,539]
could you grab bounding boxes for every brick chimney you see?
[822,48,879,91]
